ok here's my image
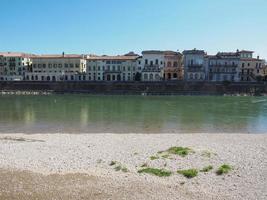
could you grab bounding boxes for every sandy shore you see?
[0,134,266,200]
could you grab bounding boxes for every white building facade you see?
[183,49,206,81]
[207,52,240,82]
[86,53,140,81]
[141,51,165,81]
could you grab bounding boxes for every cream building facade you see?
[0,52,32,81]
[25,54,86,81]
[238,51,265,82]
[0,55,4,79]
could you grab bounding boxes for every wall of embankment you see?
[0,81,267,95]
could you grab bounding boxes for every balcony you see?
[142,65,161,72]
[104,70,121,73]
[209,64,238,67]
[187,65,204,72]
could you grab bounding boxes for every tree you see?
[134,72,142,81]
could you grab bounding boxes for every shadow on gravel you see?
[0,137,45,143]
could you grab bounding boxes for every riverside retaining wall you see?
[0,81,266,95]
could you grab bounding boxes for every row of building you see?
[0,49,266,82]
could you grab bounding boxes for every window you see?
[155,59,159,65]
[144,74,148,80]
[145,59,148,65]
[65,64,68,68]
[76,64,79,68]
[70,64,74,68]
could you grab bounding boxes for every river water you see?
[0,95,266,133]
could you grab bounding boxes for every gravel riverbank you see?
[0,133,266,200]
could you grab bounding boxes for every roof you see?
[31,54,84,59]
[87,55,140,61]
[238,50,254,53]
[142,50,178,55]
[182,49,205,55]
[0,52,34,57]
[216,52,239,57]
[240,58,264,62]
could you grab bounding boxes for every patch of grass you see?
[114,166,122,171]
[97,159,103,164]
[216,164,232,175]
[121,167,129,173]
[177,169,198,178]
[109,161,116,166]
[140,163,148,168]
[150,156,159,160]
[200,165,213,172]
[161,154,170,159]
[167,147,193,157]
[138,168,172,177]
[201,150,217,158]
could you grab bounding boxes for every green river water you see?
[0,95,266,133]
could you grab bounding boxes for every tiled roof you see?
[87,55,140,61]
[0,52,34,57]
[238,50,254,53]
[240,58,264,62]
[142,50,179,55]
[31,54,84,59]
[216,52,239,57]
[183,49,205,55]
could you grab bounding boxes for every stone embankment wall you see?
[0,81,266,95]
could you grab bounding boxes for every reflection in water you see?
[0,95,266,134]
[80,105,88,127]
[24,107,35,125]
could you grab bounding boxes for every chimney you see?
[62,52,65,57]
[257,55,259,59]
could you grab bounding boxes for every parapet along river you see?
[0,95,266,134]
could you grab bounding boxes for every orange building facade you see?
[163,51,183,80]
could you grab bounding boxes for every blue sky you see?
[1,0,267,58]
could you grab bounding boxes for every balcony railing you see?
[209,64,238,67]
